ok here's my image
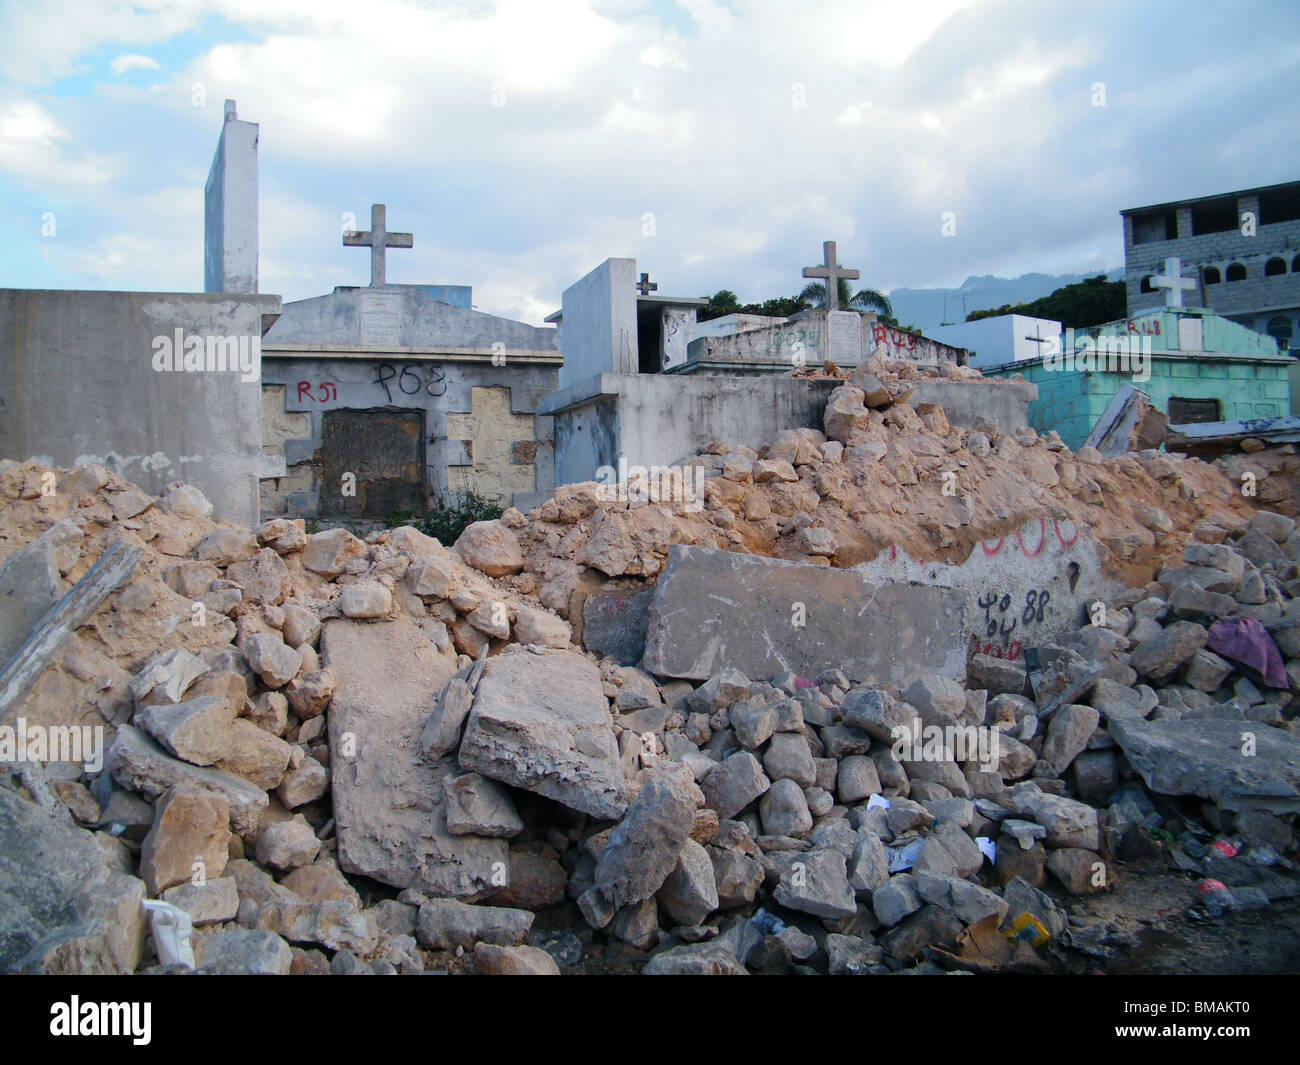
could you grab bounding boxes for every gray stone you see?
[840,688,914,742]
[763,732,817,787]
[826,933,883,975]
[657,839,719,926]
[1108,716,1300,811]
[340,582,392,619]
[419,677,474,759]
[0,535,64,663]
[730,700,778,749]
[0,788,146,974]
[771,848,857,919]
[915,872,1009,925]
[1040,704,1100,773]
[872,873,922,927]
[711,849,764,909]
[577,886,615,929]
[415,899,533,950]
[903,674,967,728]
[582,589,654,666]
[458,650,626,820]
[444,772,524,838]
[321,617,507,897]
[1184,650,1233,692]
[759,778,813,837]
[161,877,240,925]
[242,632,301,689]
[595,767,696,905]
[836,755,882,804]
[642,942,746,975]
[700,751,771,819]
[1129,621,1208,682]
[195,929,293,974]
[642,546,966,688]
[848,829,890,896]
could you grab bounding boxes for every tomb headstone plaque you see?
[320,408,426,518]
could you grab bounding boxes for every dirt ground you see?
[1064,861,1300,976]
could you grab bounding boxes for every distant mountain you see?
[888,270,1123,334]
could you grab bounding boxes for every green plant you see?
[304,519,320,535]
[383,507,417,529]
[417,490,504,546]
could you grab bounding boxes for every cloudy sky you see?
[2,0,1297,325]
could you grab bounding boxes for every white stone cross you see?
[343,204,413,288]
[802,240,860,312]
[636,272,658,296]
[1152,256,1197,308]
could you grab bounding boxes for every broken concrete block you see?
[458,650,626,821]
[321,616,507,897]
[140,787,230,895]
[642,546,966,688]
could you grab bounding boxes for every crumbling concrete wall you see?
[853,518,1121,662]
[642,545,968,687]
[0,288,279,527]
[905,379,1037,433]
[542,374,839,487]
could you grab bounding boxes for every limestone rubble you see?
[0,371,1297,975]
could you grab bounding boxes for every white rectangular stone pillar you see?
[204,100,259,295]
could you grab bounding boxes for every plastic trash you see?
[887,837,923,873]
[750,908,785,936]
[1002,911,1049,948]
[976,836,997,864]
[1210,837,1243,859]
[866,794,890,811]
[1196,878,1234,917]
[140,899,196,970]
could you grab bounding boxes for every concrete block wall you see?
[259,357,557,518]
[1125,190,1300,325]
[0,288,278,527]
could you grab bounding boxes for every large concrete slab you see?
[322,616,507,897]
[641,546,967,688]
[458,650,626,820]
[1108,716,1300,813]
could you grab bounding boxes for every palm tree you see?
[796,277,892,318]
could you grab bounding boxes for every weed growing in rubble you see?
[409,491,504,546]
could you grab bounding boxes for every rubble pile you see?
[0,375,1297,975]
[505,356,1260,603]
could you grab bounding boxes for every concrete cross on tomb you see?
[343,204,413,288]
[1152,256,1197,308]
[636,272,658,296]
[802,240,859,313]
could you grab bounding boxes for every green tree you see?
[796,276,893,317]
[966,275,1124,329]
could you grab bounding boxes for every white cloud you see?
[110,53,161,76]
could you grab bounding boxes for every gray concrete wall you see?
[204,102,259,295]
[542,373,839,486]
[853,520,1119,664]
[0,288,279,526]
[265,286,557,352]
[682,309,968,372]
[906,378,1037,432]
[558,258,638,388]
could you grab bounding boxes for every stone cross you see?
[636,272,658,296]
[802,240,859,312]
[1152,256,1197,308]
[343,204,413,288]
